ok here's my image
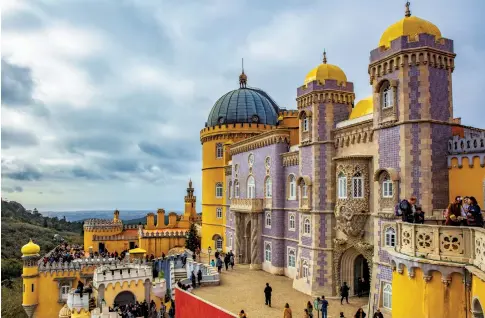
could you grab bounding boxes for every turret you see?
[179,179,197,228]
[113,209,120,222]
[21,239,41,318]
[146,213,155,230]
[156,209,166,229]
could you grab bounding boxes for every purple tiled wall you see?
[283,210,299,240]
[429,68,451,121]
[378,126,401,171]
[297,80,354,97]
[300,147,313,178]
[408,66,421,120]
[316,250,329,286]
[284,241,298,267]
[431,124,452,209]
[411,124,421,200]
[262,237,285,268]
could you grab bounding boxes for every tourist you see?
[76,280,84,298]
[320,295,329,318]
[216,257,223,273]
[306,301,313,317]
[158,302,166,318]
[467,196,484,227]
[224,253,230,270]
[211,259,215,267]
[354,308,366,318]
[372,308,384,318]
[197,269,203,287]
[340,313,345,318]
[445,202,462,226]
[191,271,196,288]
[303,308,310,318]
[414,206,425,224]
[230,252,235,270]
[264,282,272,307]
[239,309,247,318]
[340,282,350,304]
[283,303,292,318]
[397,196,417,223]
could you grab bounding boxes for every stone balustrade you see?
[395,222,485,271]
[230,198,264,213]
[93,263,152,285]
[140,230,188,238]
[39,258,121,272]
[448,132,485,154]
[67,291,90,312]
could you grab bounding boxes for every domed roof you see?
[304,51,347,85]
[206,84,280,127]
[379,3,442,48]
[349,96,373,120]
[21,239,40,256]
[59,304,72,318]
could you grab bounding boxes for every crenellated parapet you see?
[139,230,188,238]
[448,132,485,154]
[83,219,123,232]
[38,258,121,274]
[123,224,141,230]
[296,86,355,108]
[200,123,277,144]
[297,79,354,97]
[93,263,152,286]
[334,121,374,149]
[92,235,138,241]
[281,151,299,167]
[229,130,290,156]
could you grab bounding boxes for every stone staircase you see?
[173,268,187,282]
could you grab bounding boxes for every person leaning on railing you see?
[466,196,484,227]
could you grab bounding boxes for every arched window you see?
[338,172,347,199]
[383,283,392,309]
[216,238,223,250]
[215,182,223,198]
[247,176,255,198]
[288,175,296,199]
[265,212,271,228]
[302,114,309,132]
[265,243,272,262]
[352,172,364,199]
[303,218,311,234]
[216,207,222,219]
[289,213,296,230]
[216,143,224,159]
[288,248,296,267]
[301,180,308,198]
[229,235,233,249]
[234,180,240,198]
[61,284,71,300]
[382,176,393,198]
[265,177,272,198]
[381,81,393,109]
[228,181,233,199]
[302,260,309,278]
[385,227,396,247]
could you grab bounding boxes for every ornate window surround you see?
[287,174,297,200]
[264,176,272,198]
[374,168,400,211]
[287,247,296,267]
[338,172,347,199]
[381,281,392,310]
[383,224,396,248]
[289,213,296,231]
[303,217,311,236]
[247,175,255,199]
[234,180,240,198]
[375,79,398,125]
[216,143,224,159]
[298,176,312,210]
[216,207,223,219]
[56,277,75,303]
[265,212,272,229]
[298,110,312,142]
[264,241,272,262]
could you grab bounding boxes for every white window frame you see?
[265,177,272,198]
[265,212,271,228]
[60,284,71,300]
[338,172,347,199]
[229,235,233,250]
[234,180,240,198]
[382,177,393,198]
[288,174,296,200]
[303,217,311,235]
[264,242,272,262]
[302,260,310,278]
[385,227,396,247]
[382,282,392,309]
[247,175,255,199]
[287,247,296,268]
[216,207,222,219]
[382,85,393,109]
[289,213,296,231]
[216,143,224,159]
[302,116,309,132]
[352,172,364,199]
[216,238,223,250]
[301,182,308,198]
[215,182,223,198]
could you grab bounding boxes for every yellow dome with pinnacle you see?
[304,51,347,85]
[349,96,373,120]
[379,3,442,48]
[21,239,41,256]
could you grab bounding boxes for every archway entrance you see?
[353,254,370,296]
[472,298,483,318]
[98,243,105,253]
[114,291,135,306]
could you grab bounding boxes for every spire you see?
[323,49,327,64]
[405,1,411,17]
[189,178,193,188]
[239,58,247,88]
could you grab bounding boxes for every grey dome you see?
[206,87,280,127]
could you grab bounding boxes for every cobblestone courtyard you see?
[192,264,368,318]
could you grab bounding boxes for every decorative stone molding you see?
[336,212,369,238]
[448,131,485,154]
[408,267,415,278]
[281,151,299,166]
[230,198,264,213]
[229,130,290,156]
[22,304,37,318]
[423,275,432,282]
[93,235,138,241]
[334,122,374,149]
[140,230,188,238]
[374,169,399,210]
[297,90,355,108]
[83,219,123,232]
[441,277,452,286]
[224,165,232,176]
[447,154,485,168]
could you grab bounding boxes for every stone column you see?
[144,280,151,303]
[250,213,261,270]
[234,213,242,263]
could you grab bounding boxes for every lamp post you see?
[207,246,212,265]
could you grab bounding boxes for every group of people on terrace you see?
[109,299,171,318]
[210,249,235,273]
[397,195,483,227]
[41,242,84,264]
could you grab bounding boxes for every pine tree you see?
[185,223,200,252]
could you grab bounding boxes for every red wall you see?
[175,288,237,318]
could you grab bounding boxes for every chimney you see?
[146,213,155,230]
[156,209,166,229]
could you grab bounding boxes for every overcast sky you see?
[2,0,484,212]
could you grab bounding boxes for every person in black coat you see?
[340,282,350,304]
[264,283,272,307]
[197,269,203,287]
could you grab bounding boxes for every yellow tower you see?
[179,179,197,228]
[21,239,41,318]
[200,63,281,253]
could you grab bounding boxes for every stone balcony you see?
[230,198,264,213]
[394,222,485,272]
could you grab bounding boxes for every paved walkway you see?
[192,264,368,318]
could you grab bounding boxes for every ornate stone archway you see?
[233,210,261,269]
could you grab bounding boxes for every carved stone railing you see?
[230,198,264,213]
[395,222,484,266]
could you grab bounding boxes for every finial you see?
[189,178,192,188]
[323,49,327,64]
[239,58,247,88]
[405,1,411,17]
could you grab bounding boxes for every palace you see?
[200,3,485,317]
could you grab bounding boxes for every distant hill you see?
[41,210,183,222]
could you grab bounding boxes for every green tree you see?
[184,223,200,252]
[1,279,28,318]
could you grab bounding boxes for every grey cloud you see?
[2,186,24,193]
[138,141,199,160]
[1,127,39,149]
[2,164,42,181]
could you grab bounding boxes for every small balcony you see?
[230,198,264,213]
[395,222,485,271]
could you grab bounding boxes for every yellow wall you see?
[392,267,465,318]
[139,237,185,256]
[103,280,146,307]
[449,156,485,207]
[71,309,91,318]
[472,275,485,314]
[84,228,123,252]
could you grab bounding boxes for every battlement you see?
[67,291,90,313]
[297,79,354,97]
[93,263,152,287]
[278,110,299,117]
[140,230,188,238]
[84,219,123,232]
[200,122,276,137]
[38,258,121,273]
[370,33,454,63]
[123,224,141,230]
[93,234,138,241]
[448,132,485,154]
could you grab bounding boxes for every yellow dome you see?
[304,51,347,85]
[379,4,441,48]
[59,304,72,318]
[349,96,373,120]
[21,239,40,256]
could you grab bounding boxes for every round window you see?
[251,115,259,123]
